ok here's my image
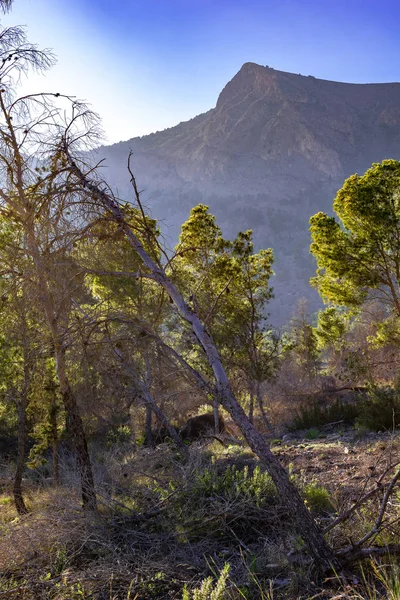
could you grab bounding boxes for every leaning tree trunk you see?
[13,393,28,515]
[65,152,339,571]
[140,251,337,569]
[144,392,185,449]
[248,381,255,425]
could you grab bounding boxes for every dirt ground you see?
[275,427,399,490]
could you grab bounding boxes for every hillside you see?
[95,63,400,323]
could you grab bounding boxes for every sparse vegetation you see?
[303,482,335,515]
[356,383,400,432]
[1,3,400,599]
[291,398,360,431]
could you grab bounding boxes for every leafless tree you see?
[0,0,13,14]
[0,26,100,510]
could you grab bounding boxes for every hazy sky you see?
[4,0,400,144]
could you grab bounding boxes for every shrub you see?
[182,564,230,600]
[152,464,278,545]
[303,483,335,515]
[305,428,320,440]
[106,425,132,447]
[192,465,275,508]
[290,398,359,431]
[356,384,400,432]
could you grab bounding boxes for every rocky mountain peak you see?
[216,62,280,109]
[96,64,400,323]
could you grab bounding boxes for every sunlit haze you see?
[4,0,400,144]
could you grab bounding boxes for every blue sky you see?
[3,0,400,143]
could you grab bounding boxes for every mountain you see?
[94,63,400,324]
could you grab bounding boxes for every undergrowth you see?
[1,438,400,598]
[356,384,400,432]
[292,384,400,433]
[290,398,360,431]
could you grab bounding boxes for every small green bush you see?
[136,571,172,598]
[291,398,359,431]
[193,465,275,507]
[182,564,230,600]
[151,464,278,545]
[50,545,69,576]
[303,483,335,515]
[305,428,320,440]
[356,384,400,432]
[106,425,132,447]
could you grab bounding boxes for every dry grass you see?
[1,432,400,598]
[0,488,84,568]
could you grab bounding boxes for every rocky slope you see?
[95,63,400,323]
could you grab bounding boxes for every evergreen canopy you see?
[310,160,400,316]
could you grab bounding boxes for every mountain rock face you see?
[96,63,400,324]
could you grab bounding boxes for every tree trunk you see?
[142,388,185,449]
[256,380,274,434]
[13,309,31,515]
[0,96,96,512]
[144,403,153,447]
[213,396,220,434]
[114,345,186,450]
[13,395,28,515]
[65,153,339,571]
[49,399,60,486]
[61,381,97,510]
[26,230,97,511]
[248,381,255,425]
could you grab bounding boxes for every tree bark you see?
[49,399,60,486]
[65,152,339,571]
[144,403,153,447]
[213,396,220,434]
[248,381,255,425]
[60,378,97,510]
[256,380,274,434]
[13,395,28,515]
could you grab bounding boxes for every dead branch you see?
[355,466,400,547]
[324,461,400,534]
[338,543,400,565]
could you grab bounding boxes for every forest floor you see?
[1,426,400,599]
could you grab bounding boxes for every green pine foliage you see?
[310,160,400,314]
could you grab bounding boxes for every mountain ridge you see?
[95,63,400,323]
